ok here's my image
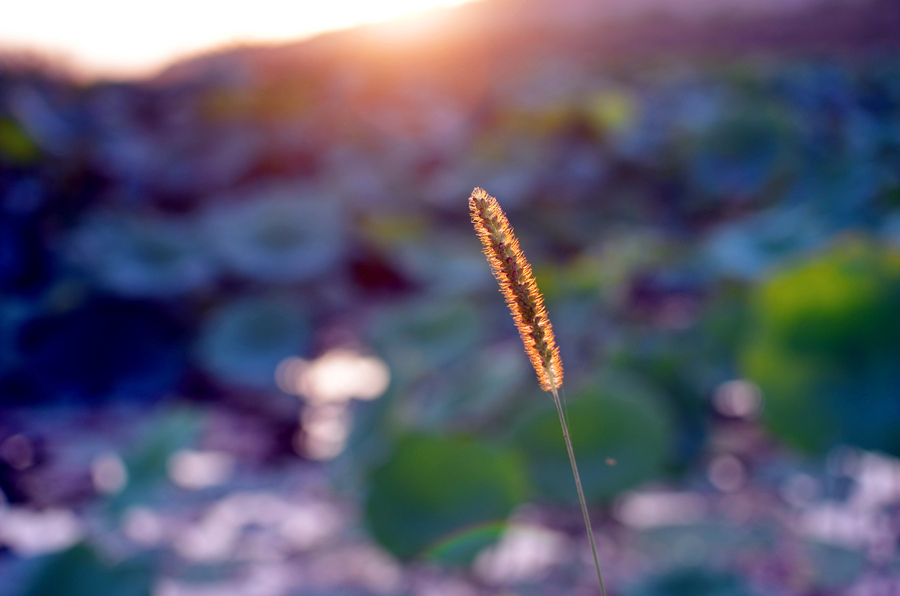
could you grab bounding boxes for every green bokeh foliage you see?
[741,238,900,455]
[364,433,528,562]
[623,566,756,596]
[514,372,675,504]
[23,544,154,596]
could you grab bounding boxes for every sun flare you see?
[0,0,479,77]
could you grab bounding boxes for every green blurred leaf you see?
[623,566,756,596]
[514,372,675,504]
[741,237,900,454]
[364,433,528,562]
[424,523,507,566]
[107,406,203,513]
[23,544,154,596]
[0,118,40,164]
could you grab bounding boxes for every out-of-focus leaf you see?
[741,237,900,455]
[704,204,828,280]
[514,372,674,504]
[66,212,216,298]
[394,233,488,297]
[584,88,640,135]
[108,406,203,512]
[365,433,528,563]
[637,521,776,565]
[690,101,796,202]
[22,543,154,596]
[608,329,725,468]
[397,342,527,433]
[203,186,344,283]
[623,566,756,596]
[805,541,865,589]
[0,118,40,164]
[196,296,310,388]
[368,298,484,383]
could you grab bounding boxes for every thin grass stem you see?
[550,381,606,596]
[469,187,606,594]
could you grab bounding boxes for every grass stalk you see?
[550,381,606,596]
[469,187,607,594]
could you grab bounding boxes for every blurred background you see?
[2,0,900,594]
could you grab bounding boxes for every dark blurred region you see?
[2,0,900,594]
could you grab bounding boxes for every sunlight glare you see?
[0,0,479,77]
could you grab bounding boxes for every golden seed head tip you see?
[468,188,563,391]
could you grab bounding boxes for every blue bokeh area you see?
[2,1,900,594]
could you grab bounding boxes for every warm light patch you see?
[276,349,390,404]
[277,348,391,460]
[167,449,235,490]
[0,0,479,77]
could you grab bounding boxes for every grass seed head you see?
[469,187,563,391]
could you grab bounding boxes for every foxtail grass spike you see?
[469,187,606,596]
[469,187,563,392]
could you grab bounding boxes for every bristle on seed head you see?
[469,187,563,391]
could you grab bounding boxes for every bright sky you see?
[0,0,477,78]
